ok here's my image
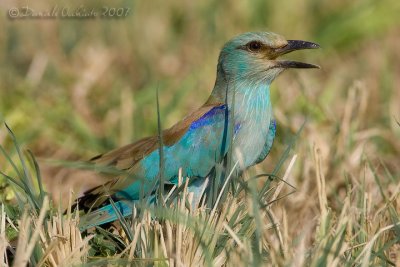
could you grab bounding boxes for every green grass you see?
[1,0,400,265]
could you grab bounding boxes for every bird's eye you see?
[247,41,263,52]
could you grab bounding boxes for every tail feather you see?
[79,200,134,230]
[78,177,210,230]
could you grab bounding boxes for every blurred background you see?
[0,0,399,236]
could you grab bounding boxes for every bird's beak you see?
[272,40,320,69]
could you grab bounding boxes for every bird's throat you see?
[230,82,272,122]
[226,82,273,167]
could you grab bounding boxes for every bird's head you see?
[215,32,319,87]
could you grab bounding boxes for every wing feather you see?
[90,102,224,169]
[80,102,226,207]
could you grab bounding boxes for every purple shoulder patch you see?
[190,105,227,130]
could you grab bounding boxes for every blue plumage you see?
[189,105,227,130]
[78,32,319,230]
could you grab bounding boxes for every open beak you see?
[272,40,320,69]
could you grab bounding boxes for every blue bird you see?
[78,32,319,230]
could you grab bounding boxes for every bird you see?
[77,31,319,230]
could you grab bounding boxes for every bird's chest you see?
[232,106,272,168]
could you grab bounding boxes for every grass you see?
[1,128,399,266]
[1,0,400,265]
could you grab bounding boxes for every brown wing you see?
[90,102,224,169]
[80,102,224,207]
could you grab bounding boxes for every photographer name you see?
[8,5,131,19]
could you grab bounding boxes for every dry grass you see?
[0,144,399,266]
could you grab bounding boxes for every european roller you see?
[78,32,319,230]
